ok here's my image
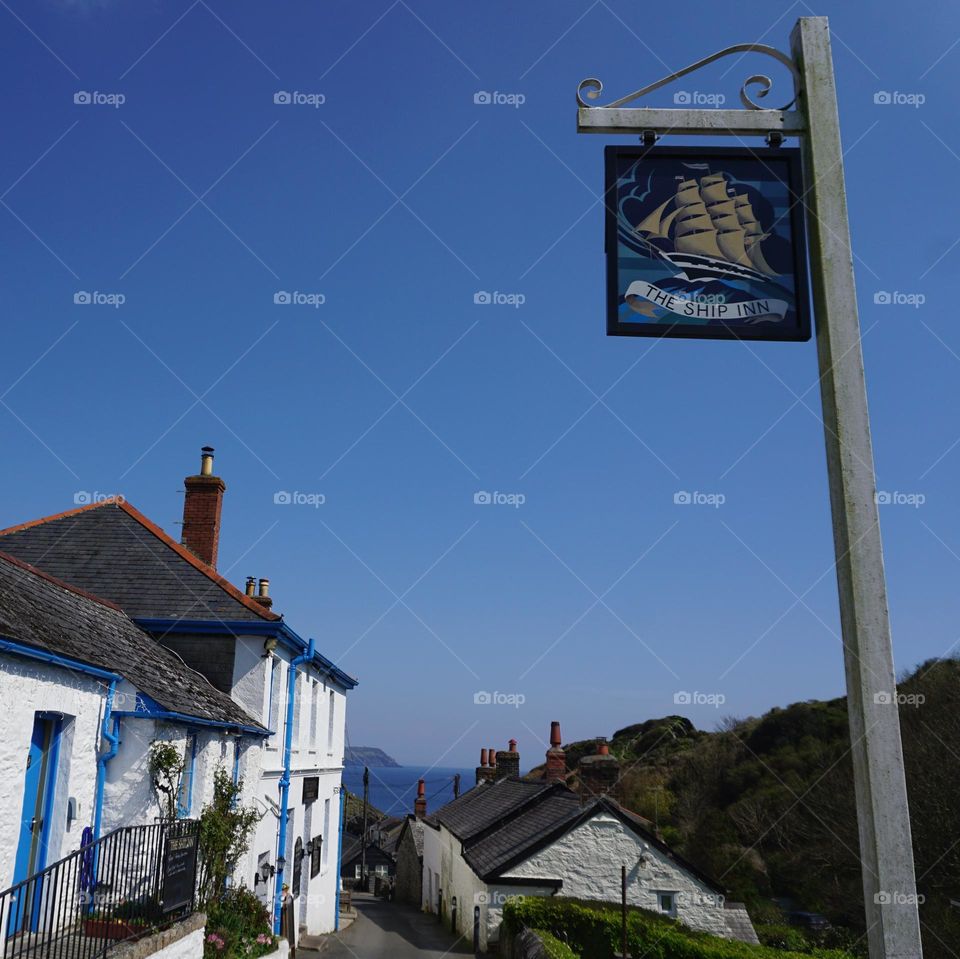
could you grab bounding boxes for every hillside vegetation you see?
[527,657,960,958]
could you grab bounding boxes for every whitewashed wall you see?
[0,655,106,895]
[501,811,729,938]
[421,823,441,914]
[233,637,348,935]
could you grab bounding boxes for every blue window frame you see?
[177,734,198,818]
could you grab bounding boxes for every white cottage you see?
[422,731,757,953]
[0,448,357,938]
[0,551,267,939]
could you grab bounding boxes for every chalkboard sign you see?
[302,776,319,804]
[160,830,199,913]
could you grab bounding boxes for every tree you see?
[197,766,263,907]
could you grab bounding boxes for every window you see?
[322,798,331,870]
[326,691,335,753]
[310,836,322,879]
[354,864,362,879]
[657,892,677,916]
[291,672,302,751]
[374,864,388,877]
[177,734,198,818]
[309,680,319,751]
[267,659,282,747]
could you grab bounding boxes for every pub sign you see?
[605,146,810,341]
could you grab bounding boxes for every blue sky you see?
[1,0,958,768]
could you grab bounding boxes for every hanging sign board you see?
[605,146,810,341]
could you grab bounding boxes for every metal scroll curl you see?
[577,43,800,112]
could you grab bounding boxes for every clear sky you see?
[2,0,958,769]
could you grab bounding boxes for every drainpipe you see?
[274,638,314,933]
[334,779,346,930]
[92,681,119,841]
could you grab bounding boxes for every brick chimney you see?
[414,778,427,819]
[181,446,226,568]
[545,721,566,783]
[495,739,520,780]
[476,748,495,786]
[579,738,620,801]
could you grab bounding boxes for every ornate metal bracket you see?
[577,43,800,112]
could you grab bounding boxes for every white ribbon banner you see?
[625,280,789,324]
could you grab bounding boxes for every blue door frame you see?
[9,713,62,936]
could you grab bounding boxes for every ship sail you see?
[734,195,779,276]
[631,174,780,276]
[674,184,724,259]
[635,197,673,236]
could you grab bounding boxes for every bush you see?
[502,898,858,959]
[532,928,580,959]
[204,887,277,958]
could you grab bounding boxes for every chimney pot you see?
[245,576,256,597]
[488,749,496,768]
[508,738,517,752]
[252,577,273,610]
[545,721,566,784]
[480,748,488,766]
[495,741,521,780]
[200,446,215,476]
[181,446,226,568]
[414,778,427,819]
[550,721,562,747]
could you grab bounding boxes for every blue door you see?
[9,714,61,936]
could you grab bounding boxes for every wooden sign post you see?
[578,17,922,958]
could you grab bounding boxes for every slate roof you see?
[0,551,265,731]
[424,777,550,840]
[0,500,279,622]
[428,777,724,891]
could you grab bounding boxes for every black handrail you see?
[0,820,198,959]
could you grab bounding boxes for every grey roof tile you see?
[0,551,264,730]
[0,501,276,622]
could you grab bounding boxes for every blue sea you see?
[341,766,474,818]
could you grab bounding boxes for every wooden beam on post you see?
[791,17,922,959]
[576,106,804,137]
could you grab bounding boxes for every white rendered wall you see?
[0,654,106,898]
[234,639,349,936]
[501,812,729,938]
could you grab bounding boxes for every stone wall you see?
[501,811,730,939]
[393,825,422,907]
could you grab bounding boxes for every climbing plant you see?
[197,766,263,907]
[148,739,185,821]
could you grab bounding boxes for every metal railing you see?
[0,820,199,959]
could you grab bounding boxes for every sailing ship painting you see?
[605,147,811,341]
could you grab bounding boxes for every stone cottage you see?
[421,725,757,953]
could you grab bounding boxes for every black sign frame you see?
[160,826,199,914]
[604,145,811,342]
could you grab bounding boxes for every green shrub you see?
[502,898,857,959]
[756,924,813,950]
[531,928,580,959]
[204,887,277,958]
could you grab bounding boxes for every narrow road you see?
[307,894,473,958]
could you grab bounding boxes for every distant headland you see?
[343,746,401,768]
